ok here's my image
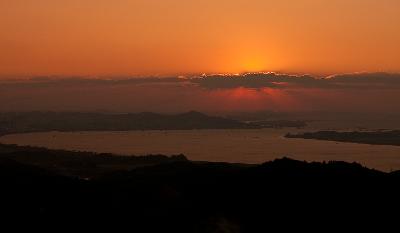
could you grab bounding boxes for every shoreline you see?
[285,130,400,147]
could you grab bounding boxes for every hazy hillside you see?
[0,111,253,134]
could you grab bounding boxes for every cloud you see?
[2,72,400,90]
[323,72,400,89]
[1,72,400,113]
[0,76,187,89]
[190,72,400,90]
[190,72,315,89]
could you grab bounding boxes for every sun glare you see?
[238,52,267,72]
[242,60,265,72]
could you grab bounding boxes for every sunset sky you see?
[1,0,400,77]
[1,1,400,113]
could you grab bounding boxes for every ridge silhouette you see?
[0,144,398,231]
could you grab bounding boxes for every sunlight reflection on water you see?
[1,128,400,172]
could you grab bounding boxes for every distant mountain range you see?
[0,111,254,134]
[0,111,309,135]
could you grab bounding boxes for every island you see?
[285,130,400,146]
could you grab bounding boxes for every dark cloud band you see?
[2,72,400,90]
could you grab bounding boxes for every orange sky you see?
[1,0,400,77]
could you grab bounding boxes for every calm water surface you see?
[1,129,400,171]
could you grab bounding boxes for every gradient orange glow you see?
[1,0,400,77]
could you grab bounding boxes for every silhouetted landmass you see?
[226,110,306,122]
[0,111,253,134]
[0,111,308,135]
[226,111,308,128]
[286,130,400,146]
[0,143,188,178]
[253,120,307,128]
[0,144,399,231]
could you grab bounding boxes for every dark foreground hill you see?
[0,144,399,231]
[0,143,188,178]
